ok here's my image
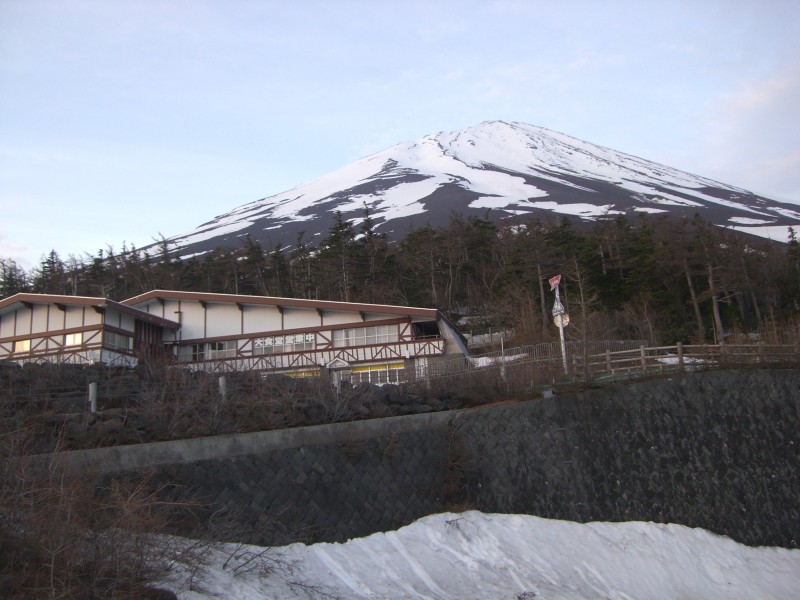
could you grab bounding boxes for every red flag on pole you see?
[549,274,561,291]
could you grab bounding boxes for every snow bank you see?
[164,511,800,599]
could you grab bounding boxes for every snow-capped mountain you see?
[165,121,800,257]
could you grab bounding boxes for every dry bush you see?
[0,428,207,599]
[412,357,567,406]
[133,366,359,441]
[227,373,346,428]
[135,367,223,440]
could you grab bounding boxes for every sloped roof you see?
[0,293,180,329]
[121,289,440,319]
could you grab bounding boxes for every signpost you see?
[550,274,568,374]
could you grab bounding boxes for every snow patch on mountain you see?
[729,224,798,242]
[729,217,774,225]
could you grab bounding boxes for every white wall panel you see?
[118,313,136,334]
[362,311,399,323]
[64,306,85,328]
[178,302,207,339]
[14,307,32,334]
[322,310,362,326]
[0,311,21,337]
[206,304,242,337]
[283,307,320,330]
[31,305,49,332]
[162,300,182,323]
[140,299,166,319]
[242,306,283,334]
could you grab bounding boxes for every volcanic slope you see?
[164,121,800,257]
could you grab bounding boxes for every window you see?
[208,340,237,359]
[350,363,405,385]
[104,332,132,352]
[253,333,314,355]
[333,325,398,348]
[14,339,30,353]
[412,321,441,338]
[191,344,206,361]
[64,332,82,346]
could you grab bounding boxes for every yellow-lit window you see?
[14,339,30,352]
[64,332,82,346]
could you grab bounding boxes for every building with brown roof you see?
[0,291,468,384]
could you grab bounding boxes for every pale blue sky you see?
[1,0,799,267]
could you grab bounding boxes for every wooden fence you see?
[416,341,800,394]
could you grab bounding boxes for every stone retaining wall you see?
[37,369,800,548]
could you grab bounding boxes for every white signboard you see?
[254,333,314,348]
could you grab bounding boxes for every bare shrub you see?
[135,367,222,440]
[0,430,206,599]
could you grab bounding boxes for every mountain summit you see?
[165,121,800,256]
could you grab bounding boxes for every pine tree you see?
[0,258,30,298]
[315,211,357,302]
[241,235,268,295]
[32,250,68,295]
[354,203,392,303]
[289,232,315,299]
[268,243,291,298]
[397,223,441,308]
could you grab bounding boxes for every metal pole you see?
[554,285,568,375]
[218,375,227,402]
[558,316,567,374]
[88,381,97,413]
[500,333,506,381]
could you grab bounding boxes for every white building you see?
[0,290,468,384]
[0,293,179,368]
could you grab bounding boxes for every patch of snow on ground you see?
[162,511,800,600]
